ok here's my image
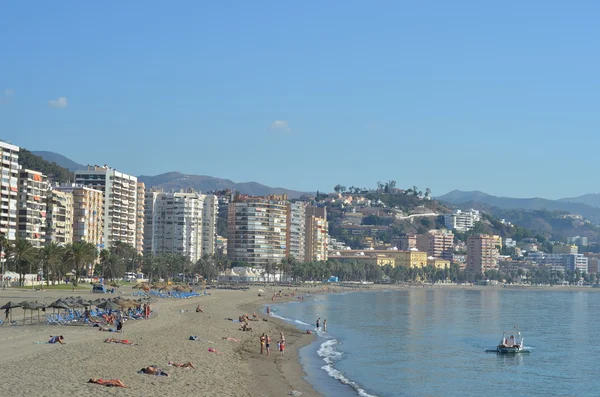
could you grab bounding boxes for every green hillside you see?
[18,149,74,183]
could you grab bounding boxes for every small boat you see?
[486,331,530,354]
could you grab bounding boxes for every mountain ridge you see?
[32,151,307,198]
[438,190,600,223]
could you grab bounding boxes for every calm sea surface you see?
[271,288,600,397]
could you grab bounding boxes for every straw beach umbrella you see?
[1,301,21,323]
[19,301,37,325]
[97,300,120,311]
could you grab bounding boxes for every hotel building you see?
[286,202,306,262]
[17,169,48,248]
[444,209,481,232]
[74,166,138,248]
[45,189,73,246]
[202,194,218,256]
[143,190,204,262]
[54,184,104,248]
[0,141,20,241]
[136,182,145,255]
[227,195,288,267]
[466,234,502,274]
[416,229,454,260]
[305,206,328,262]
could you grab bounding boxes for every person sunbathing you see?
[207,347,222,355]
[168,361,196,368]
[138,365,169,376]
[196,305,203,313]
[49,335,65,345]
[222,337,240,342]
[240,323,252,332]
[88,378,128,388]
[104,338,134,345]
[98,326,117,332]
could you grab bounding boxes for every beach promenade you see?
[0,285,322,397]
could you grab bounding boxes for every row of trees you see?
[1,237,97,286]
[333,182,432,198]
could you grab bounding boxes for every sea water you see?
[271,288,600,397]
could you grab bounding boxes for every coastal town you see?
[2,139,598,288]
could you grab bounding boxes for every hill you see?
[138,172,307,198]
[558,193,600,208]
[18,149,74,183]
[31,151,85,172]
[438,190,600,224]
[450,202,600,241]
[31,151,308,198]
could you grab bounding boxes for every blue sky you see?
[1,1,599,199]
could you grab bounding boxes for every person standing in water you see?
[316,317,320,330]
[323,319,327,331]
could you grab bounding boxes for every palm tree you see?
[64,242,97,285]
[6,239,36,286]
[38,243,63,286]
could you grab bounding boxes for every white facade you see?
[287,202,306,262]
[143,190,204,262]
[74,166,138,249]
[0,141,20,241]
[202,194,218,256]
[444,209,481,232]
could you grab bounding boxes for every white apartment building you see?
[45,189,74,246]
[136,182,145,255]
[0,141,20,241]
[227,196,288,267]
[286,202,306,262]
[144,190,205,262]
[17,169,49,248]
[74,166,137,249]
[444,209,481,232]
[202,194,218,256]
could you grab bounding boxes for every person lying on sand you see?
[48,335,65,345]
[88,378,128,388]
[138,365,169,376]
[239,323,252,332]
[104,338,134,345]
[167,361,196,368]
[222,337,240,342]
[207,347,222,355]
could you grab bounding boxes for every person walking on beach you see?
[323,319,327,331]
[265,334,271,356]
[260,333,266,355]
[316,317,320,330]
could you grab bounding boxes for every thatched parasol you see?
[77,298,92,307]
[19,301,38,325]
[96,300,121,311]
[48,300,71,313]
[1,301,21,323]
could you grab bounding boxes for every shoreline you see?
[0,283,598,396]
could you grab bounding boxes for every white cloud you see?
[269,120,291,133]
[0,88,14,105]
[48,96,68,108]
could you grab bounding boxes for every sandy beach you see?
[0,282,596,397]
[0,285,323,397]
